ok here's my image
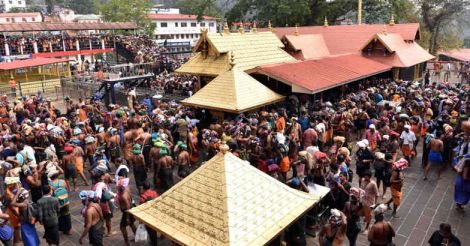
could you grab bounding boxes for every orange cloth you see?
[78,108,87,122]
[6,207,20,228]
[280,156,290,173]
[97,70,105,81]
[401,144,413,157]
[75,156,84,173]
[276,117,286,133]
[392,94,400,102]
[391,186,402,206]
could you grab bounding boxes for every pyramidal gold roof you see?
[176,52,231,77]
[180,68,285,113]
[175,31,296,76]
[129,152,319,246]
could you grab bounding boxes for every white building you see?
[148,9,217,53]
[0,12,42,23]
[0,0,26,12]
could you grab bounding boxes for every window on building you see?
[186,34,190,39]
[175,22,178,27]
[6,18,9,22]
[181,22,187,27]
[209,22,215,27]
[9,0,12,4]
[200,22,205,27]
[191,22,196,27]
[11,18,15,23]
[160,22,168,28]
[32,17,35,21]
[22,18,26,22]
[18,0,22,4]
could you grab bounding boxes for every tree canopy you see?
[45,0,96,14]
[99,0,155,36]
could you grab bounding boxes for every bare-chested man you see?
[156,147,174,192]
[123,130,134,162]
[368,206,395,246]
[72,143,89,186]
[107,128,121,166]
[176,142,190,179]
[118,180,136,246]
[150,142,162,187]
[128,144,147,194]
[84,138,97,169]
[136,126,152,169]
[63,147,78,191]
[95,126,108,148]
[79,194,105,246]
[424,133,444,180]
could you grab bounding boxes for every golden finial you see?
[252,21,257,33]
[229,51,235,68]
[223,21,229,34]
[323,16,329,27]
[220,141,229,154]
[239,22,244,34]
[383,24,388,35]
[294,24,299,36]
[268,20,273,32]
[389,14,395,26]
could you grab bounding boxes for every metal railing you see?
[0,78,63,101]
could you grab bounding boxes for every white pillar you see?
[101,38,105,50]
[76,40,80,51]
[19,44,24,55]
[33,41,38,54]
[62,39,66,52]
[49,41,53,53]
[89,39,92,50]
[4,43,10,56]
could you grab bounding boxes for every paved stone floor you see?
[31,143,469,246]
[307,144,470,246]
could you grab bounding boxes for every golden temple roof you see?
[175,52,230,77]
[176,31,295,76]
[180,68,285,113]
[129,152,319,246]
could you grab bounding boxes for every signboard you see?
[0,54,32,62]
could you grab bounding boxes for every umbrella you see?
[399,113,409,119]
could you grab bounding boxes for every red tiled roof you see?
[439,49,470,62]
[148,13,215,21]
[0,57,69,70]
[364,33,434,67]
[284,34,330,60]
[259,23,420,55]
[249,54,391,93]
[0,12,41,18]
[0,22,138,32]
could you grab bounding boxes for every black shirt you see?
[428,231,461,246]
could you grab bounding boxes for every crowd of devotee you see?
[0,34,113,56]
[0,67,466,246]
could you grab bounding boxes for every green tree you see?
[176,0,222,21]
[419,0,470,54]
[67,0,96,14]
[99,0,155,36]
[226,0,311,27]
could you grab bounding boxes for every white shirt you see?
[400,131,416,145]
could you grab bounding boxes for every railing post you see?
[18,82,22,97]
[42,81,45,93]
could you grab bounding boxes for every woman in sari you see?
[455,159,470,211]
